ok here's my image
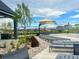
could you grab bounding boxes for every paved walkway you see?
[32,47,73,59]
[28,36,48,57]
[32,47,57,59]
[32,36,73,59]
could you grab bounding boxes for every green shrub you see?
[10,41,15,49]
[16,43,20,50]
[18,36,32,44]
[7,48,12,54]
[3,43,6,48]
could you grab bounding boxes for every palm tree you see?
[12,9,21,39]
[18,3,32,30]
[13,3,32,39]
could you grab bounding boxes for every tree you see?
[1,22,7,33]
[13,3,32,39]
[7,21,13,33]
[12,6,22,39]
[1,23,7,29]
[18,3,32,30]
[17,3,32,36]
[1,21,12,33]
[7,21,12,29]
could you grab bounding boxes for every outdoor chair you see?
[56,54,79,59]
[49,40,79,52]
[49,42,73,52]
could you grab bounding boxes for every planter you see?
[30,36,39,47]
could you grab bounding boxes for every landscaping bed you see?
[28,36,48,57]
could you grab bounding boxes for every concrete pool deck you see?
[32,36,74,59]
[32,47,56,59]
[32,47,73,59]
[49,34,79,41]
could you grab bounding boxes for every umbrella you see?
[37,19,56,35]
[39,19,56,25]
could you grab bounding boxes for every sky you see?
[0,0,79,29]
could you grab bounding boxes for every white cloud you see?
[37,8,66,17]
[33,14,45,17]
[47,11,66,17]
[38,8,52,13]
[26,0,79,11]
[71,14,79,18]
[2,0,79,12]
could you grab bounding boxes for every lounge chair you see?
[49,41,79,52]
[56,54,79,59]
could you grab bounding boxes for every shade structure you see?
[0,0,17,39]
[0,0,14,17]
[39,19,56,25]
[37,19,56,35]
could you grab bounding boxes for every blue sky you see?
[0,0,79,29]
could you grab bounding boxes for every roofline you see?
[0,0,14,14]
[0,9,14,17]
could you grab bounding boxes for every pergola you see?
[0,0,17,39]
[38,19,56,35]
